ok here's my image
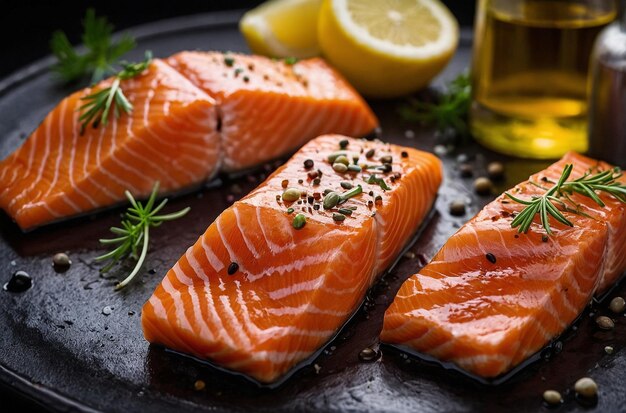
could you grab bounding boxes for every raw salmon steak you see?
[167,52,378,171]
[0,59,220,230]
[381,152,626,379]
[0,53,377,230]
[142,134,442,383]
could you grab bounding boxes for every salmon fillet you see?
[167,52,378,171]
[0,59,220,230]
[381,152,626,379]
[141,134,442,383]
[0,53,377,230]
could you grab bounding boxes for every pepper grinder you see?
[588,0,626,167]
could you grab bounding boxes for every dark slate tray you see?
[1,10,625,413]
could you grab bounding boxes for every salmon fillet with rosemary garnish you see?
[141,134,442,383]
[0,59,220,230]
[167,52,378,171]
[0,52,377,230]
[381,152,626,379]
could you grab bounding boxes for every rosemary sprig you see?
[399,71,471,139]
[96,182,190,290]
[50,9,136,84]
[78,51,152,133]
[560,166,626,205]
[367,174,391,190]
[506,164,626,235]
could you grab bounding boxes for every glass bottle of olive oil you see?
[470,0,617,159]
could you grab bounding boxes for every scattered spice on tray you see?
[449,200,466,216]
[574,377,598,398]
[194,380,206,391]
[3,271,32,293]
[474,177,492,195]
[487,161,505,180]
[459,163,473,178]
[52,253,72,273]
[609,297,625,313]
[595,316,614,330]
[358,347,379,362]
[542,390,562,406]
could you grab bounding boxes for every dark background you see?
[0,1,475,79]
[0,1,475,411]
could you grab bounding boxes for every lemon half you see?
[240,0,323,58]
[318,0,459,97]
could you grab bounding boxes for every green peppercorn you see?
[334,155,350,166]
[338,208,353,216]
[282,188,301,202]
[323,192,341,209]
[327,151,347,163]
[292,213,306,230]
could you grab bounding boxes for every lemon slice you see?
[318,0,459,97]
[240,0,323,58]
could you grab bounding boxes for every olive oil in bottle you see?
[470,0,616,159]
[588,5,626,168]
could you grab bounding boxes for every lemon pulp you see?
[318,0,459,97]
[240,0,322,58]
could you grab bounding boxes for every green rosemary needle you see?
[506,164,626,235]
[367,174,391,190]
[96,182,190,290]
[78,51,152,133]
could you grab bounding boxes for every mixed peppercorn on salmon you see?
[381,152,626,379]
[168,52,378,171]
[0,53,377,230]
[141,134,442,383]
[0,60,220,230]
